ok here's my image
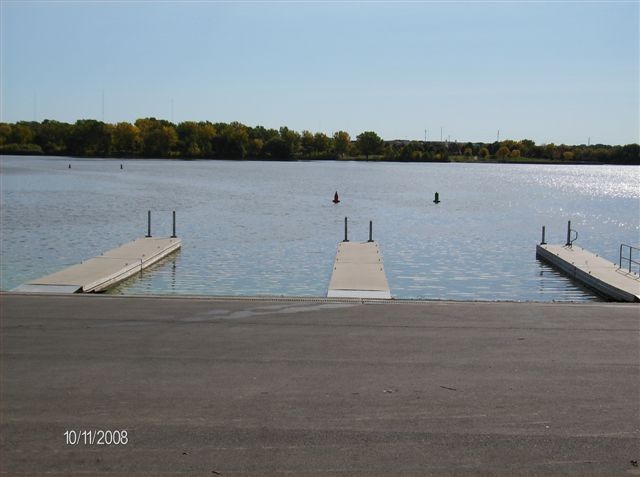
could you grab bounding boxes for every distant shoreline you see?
[1,119,638,165]
[0,152,630,167]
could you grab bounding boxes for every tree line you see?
[0,118,637,164]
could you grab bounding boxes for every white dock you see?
[536,244,640,302]
[13,237,181,294]
[327,241,391,299]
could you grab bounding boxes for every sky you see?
[1,1,638,145]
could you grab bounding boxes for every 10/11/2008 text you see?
[64,430,128,445]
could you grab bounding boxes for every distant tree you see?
[68,119,111,156]
[10,122,35,144]
[563,151,574,161]
[617,144,640,164]
[247,138,264,158]
[250,125,279,143]
[135,118,177,157]
[175,121,215,157]
[510,149,521,159]
[176,121,202,157]
[517,139,535,157]
[398,142,424,162]
[479,147,490,159]
[0,123,11,145]
[383,144,399,160]
[544,143,557,160]
[463,147,473,157]
[332,131,351,158]
[313,132,331,156]
[263,136,292,160]
[35,120,71,154]
[356,131,384,160]
[112,122,141,156]
[496,146,510,160]
[279,127,301,156]
[300,130,315,157]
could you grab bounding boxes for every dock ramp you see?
[536,244,640,302]
[13,237,181,293]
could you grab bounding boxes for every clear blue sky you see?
[1,1,638,145]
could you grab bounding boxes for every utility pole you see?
[497,129,500,142]
[101,89,105,122]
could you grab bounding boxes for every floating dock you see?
[13,237,181,294]
[327,241,391,299]
[536,244,640,302]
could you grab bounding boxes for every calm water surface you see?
[1,156,638,301]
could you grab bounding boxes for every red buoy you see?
[333,191,340,204]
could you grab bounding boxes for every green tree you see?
[176,121,201,156]
[250,125,279,143]
[112,122,141,156]
[263,136,293,160]
[247,138,264,158]
[300,130,315,157]
[69,120,111,156]
[517,139,535,157]
[135,118,177,157]
[279,127,301,156]
[35,120,71,154]
[10,122,35,144]
[332,131,351,158]
[0,123,11,146]
[544,143,557,160]
[313,132,331,157]
[212,122,248,159]
[176,121,216,157]
[356,131,384,160]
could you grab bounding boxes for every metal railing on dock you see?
[619,244,640,274]
[536,222,640,302]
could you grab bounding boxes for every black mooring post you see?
[565,220,571,246]
[368,220,373,242]
[146,210,151,238]
[343,217,349,242]
[171,211,176,238]
[541,225,546,245]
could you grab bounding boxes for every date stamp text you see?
[64,430,128,445]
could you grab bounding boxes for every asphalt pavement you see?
[1,293,639,476]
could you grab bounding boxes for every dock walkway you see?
[327,241,391,299]
[13,237,181,293]
[536,243,640,302]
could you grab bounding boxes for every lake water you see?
[1,156,638,301]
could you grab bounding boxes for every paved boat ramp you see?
[13,237,181,293]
